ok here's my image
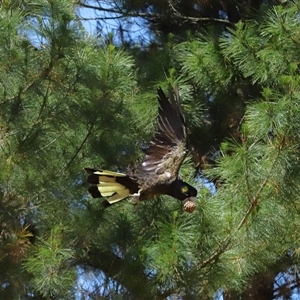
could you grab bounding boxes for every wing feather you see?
[139,85,187,181]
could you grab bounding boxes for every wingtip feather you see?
[87,174,100,184]
[88,186,102,198]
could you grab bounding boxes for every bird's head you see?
[170,180,197,202]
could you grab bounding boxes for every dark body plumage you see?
[85,86,197,210]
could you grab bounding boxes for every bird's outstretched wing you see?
[139,86,187,183]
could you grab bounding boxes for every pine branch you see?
[77,1,233,26]
[18,81,51,148]
[63,122,95,172]
[198,141,283,270]
[198,238,231,269]
[78,248,172,299]
[34,135,62,154]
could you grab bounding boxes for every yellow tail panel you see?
[99,184,127,194]
[107,189,131,204]
[92,170,126,177]
[85,168,134,204]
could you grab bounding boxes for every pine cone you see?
[183,200,196,213]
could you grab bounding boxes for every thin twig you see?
[197,143,282,270]
[63,122,95,172]
[78,2,233,26]
[34,134,62,154]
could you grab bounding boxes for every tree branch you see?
[77,1,233,26]
[197,142,282,270]
[63,122,95,172]
[77,248,172,299]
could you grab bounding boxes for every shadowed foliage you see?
[1,0,300,299]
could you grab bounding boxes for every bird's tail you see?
[85,168,137,204]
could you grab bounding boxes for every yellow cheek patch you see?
[181,186,188,193]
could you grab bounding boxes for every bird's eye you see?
[181,186,188,194]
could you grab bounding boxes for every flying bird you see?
[85,86,197,212]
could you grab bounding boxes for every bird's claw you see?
[131,189,142,199]
[131,190,141,197]
[128,190,142,211]
[128,197,140,204]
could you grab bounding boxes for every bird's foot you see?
[129,190,142,211]
[131,189,141,198]
[130,189,142,200]
[128,196,140,204]
[129,196,140,212]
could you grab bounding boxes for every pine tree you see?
[170,1,300,298]
[2,0,300,299]
[0,0,137,298]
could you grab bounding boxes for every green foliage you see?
[3,0,300,299]
[0,0,137,297]
[143,211,198,284]
[23,227,75,298]
[176,33,235,94]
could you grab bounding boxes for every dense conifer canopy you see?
[1,0,300,299]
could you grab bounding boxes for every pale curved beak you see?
[188,196,197,202]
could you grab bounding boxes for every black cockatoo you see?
[85,86,197,212]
